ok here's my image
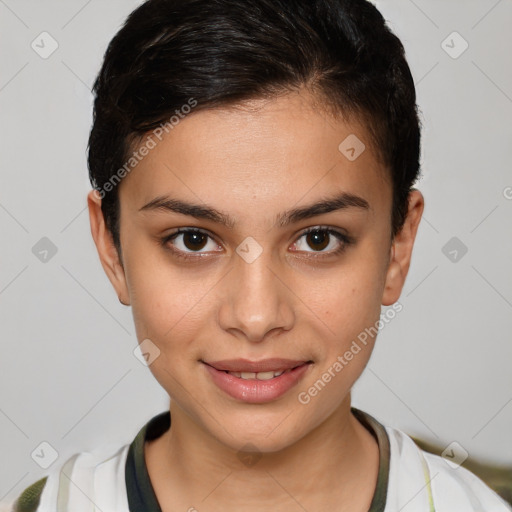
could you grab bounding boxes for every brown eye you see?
[305,230,330,251]
[291,227,353,256]
[162,228,222,258]
[182,231,208,251]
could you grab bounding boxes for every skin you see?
[88,88,424,511]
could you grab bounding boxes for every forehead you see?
[119,90,391,225]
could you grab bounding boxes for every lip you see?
[202,359,313,404]
[204,358,310,373]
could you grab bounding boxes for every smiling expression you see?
[88,88,420,452]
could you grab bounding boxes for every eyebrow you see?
[139,192,370,228]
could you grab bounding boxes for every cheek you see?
[124,245,209,348]
[299,272,383,410]
[130,281,206,345]
[304,259,385,337]
[127,272,206,393]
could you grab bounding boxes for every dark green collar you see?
[352,407,390,511]
[125,407,390,512]
[125,409,169,512]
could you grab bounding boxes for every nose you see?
[217,243,295,343]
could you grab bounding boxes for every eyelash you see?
[161,226,354,262]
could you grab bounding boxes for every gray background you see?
[1,0,511,504]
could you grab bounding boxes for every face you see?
[88,89,423,453]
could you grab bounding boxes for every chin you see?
[207,406,309,454]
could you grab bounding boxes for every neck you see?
[145,394,379,511]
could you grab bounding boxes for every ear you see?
[87,190,130,306]
[382,189,424,306]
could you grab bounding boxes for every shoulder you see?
[421,449,511,511]
[10,443,131,512]
[384,424,512,511]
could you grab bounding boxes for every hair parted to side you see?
[88,0,422,256]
